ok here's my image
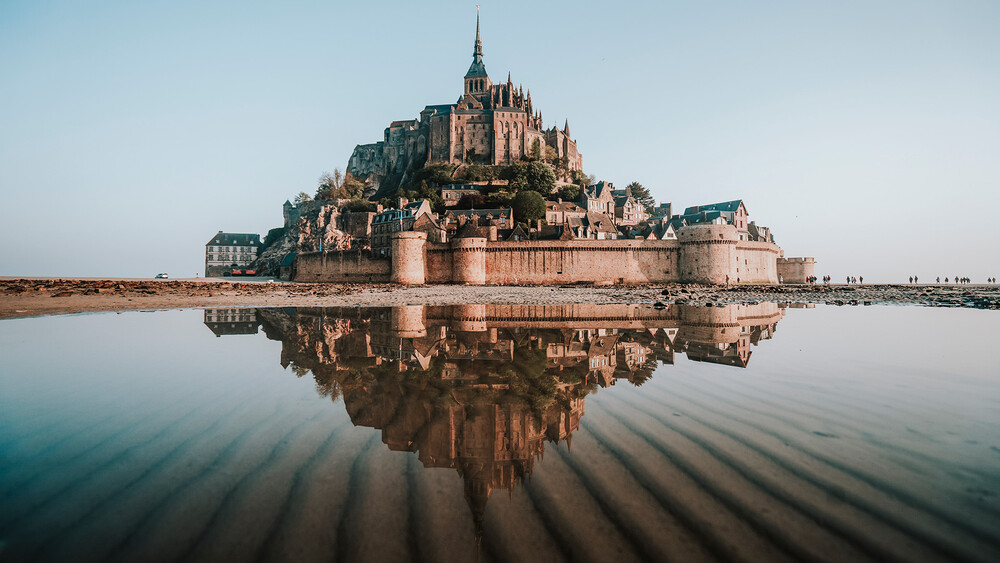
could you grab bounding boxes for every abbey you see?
[347,14,582,196]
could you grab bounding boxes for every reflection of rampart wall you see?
[295,224,782,284]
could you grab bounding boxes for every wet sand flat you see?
[2,278,999,319]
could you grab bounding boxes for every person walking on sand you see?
[859,276,863,285]
[909,276,913,284]
[937,277,940,284]
[726,274,730,286]
[915,275,918,284]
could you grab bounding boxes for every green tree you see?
[530,138,542,161]
[455,193,486,209]
[294,192,312,204]
[625,181,656,213]
[345,199,376,212]
[558,184,580,202]
[315,170,343,200]
[341,173,366,199]
[513,190,546,223]
[457,164,497,182]
[503,162,555,194]
[543,145,557,163]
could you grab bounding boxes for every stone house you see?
[614,194,649,226]
[205,231,261,277]
[651,202,672,218]
[566,211,619,240]
[580,181,616,216]
[440,184,487,207]
[545,199,586,225]
[371,199,433,257]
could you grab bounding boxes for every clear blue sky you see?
[1,0,998,282]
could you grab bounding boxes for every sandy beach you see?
[2,278,998,319]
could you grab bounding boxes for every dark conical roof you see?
[465,9,488,78]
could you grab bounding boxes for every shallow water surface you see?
[1,304,998,562]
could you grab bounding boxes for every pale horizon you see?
[1,0,998,283]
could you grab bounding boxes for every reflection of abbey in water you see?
[220,303,786,534]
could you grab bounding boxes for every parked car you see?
[244,268,257,276]
[231,268,243,276]
[154,273,168,279]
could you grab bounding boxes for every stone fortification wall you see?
[734,241,781,283]
[777,257,816,283]
[295,250,390,283]
[298,225,782,285]
[483,240,681,285]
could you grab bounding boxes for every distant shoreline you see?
[1,278,997,319]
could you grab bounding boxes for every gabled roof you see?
[585,211,618,233]
[206,232,261,246]
[545,200,585,212]
[584,181,615,200]
[506,224,530,241]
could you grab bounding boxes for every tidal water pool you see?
[1,304,998,562]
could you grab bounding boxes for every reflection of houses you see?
[203,308,260,336]
[254,302,788,539]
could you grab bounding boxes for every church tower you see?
[464,9,491,97]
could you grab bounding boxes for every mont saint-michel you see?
[3,4,1000,563]
[226,14,815,287]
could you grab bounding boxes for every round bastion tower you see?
[677,224,739,284]
[390,231,427,285]
[451,237,487,285]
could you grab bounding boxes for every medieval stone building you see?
[348,14,583,197]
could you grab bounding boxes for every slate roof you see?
[206,232,261,246]
[683,200,744,215]
[545,200,585,212]
[585,212,619,233]
[423,104,456,115]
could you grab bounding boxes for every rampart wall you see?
[777,257,816,283]
[483,239,681,284]
[296,224,783,285]
[295,250,390,283]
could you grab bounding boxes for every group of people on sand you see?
[908,276,920,284]
[927,276,994,284]
[845,276,863,285]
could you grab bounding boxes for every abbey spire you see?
[464,8,488,81]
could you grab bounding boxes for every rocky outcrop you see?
[255,200,370,275]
